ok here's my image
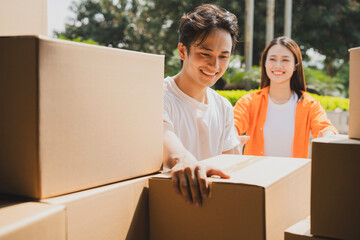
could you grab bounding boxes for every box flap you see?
[349,46,360,52]
[285,217,311,237]
[0,202,64,231]
[312,134,360,145]
[203,155,310,188]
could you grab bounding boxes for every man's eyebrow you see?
[200,46,230,54]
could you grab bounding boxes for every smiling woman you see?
[233,36,338,159]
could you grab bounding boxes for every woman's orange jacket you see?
[234,86,338,158]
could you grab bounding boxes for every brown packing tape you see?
[223,156,265,174]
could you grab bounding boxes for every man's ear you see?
[178,42,187,61]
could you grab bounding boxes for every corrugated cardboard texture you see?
[0,0,47,36]
[0,36,164,199]
[349,47,360,139]
[0,37,40,197]
[285,217,335,240]
[42,175,151,240]
[149,155,311,240]
[0,201,66,240]
[311,135,360,240]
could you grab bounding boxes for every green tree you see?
[58,0,359,94]
[274,0,360,77]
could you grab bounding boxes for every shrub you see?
[217,90,349,111]
[304,67,345,97]
[222,56,260,90]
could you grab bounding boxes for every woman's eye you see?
[220,55,229,59]
[201,53,210,56]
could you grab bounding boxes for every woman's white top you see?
[263,92,298,157]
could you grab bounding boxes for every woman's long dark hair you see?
[260,36,306,99]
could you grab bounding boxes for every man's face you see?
[179,28,232,89]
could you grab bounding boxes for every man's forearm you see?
[163,129,196,169]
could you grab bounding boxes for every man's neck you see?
[173,72,207,103]
[269,83,293,104]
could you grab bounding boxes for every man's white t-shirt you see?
[263,92,298,157]
[163,76,239,161]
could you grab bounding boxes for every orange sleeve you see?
[234,94,252,135]
[310,100,339,138]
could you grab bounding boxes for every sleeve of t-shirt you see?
[222,101,240,152]
[163,92,174,129]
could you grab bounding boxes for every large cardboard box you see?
[0,0,47,36]
[149,155,311,240]
[42,175,152,240]
[311,135,360,240]
[349,47,360,139]
[0,201,65,240]
[0,35,164,199]
[285,217,336,240]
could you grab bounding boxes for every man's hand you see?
[163,122,229,207]
[318,130,335,138]
[170,155,230,207]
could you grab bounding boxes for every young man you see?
[163,4,247,207]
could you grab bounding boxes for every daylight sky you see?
[47,0,77,36]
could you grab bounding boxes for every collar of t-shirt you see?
[168,77,209,111]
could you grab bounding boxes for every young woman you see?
[234,36,337,158]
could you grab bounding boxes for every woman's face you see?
[265,44,296,86]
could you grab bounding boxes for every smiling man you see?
[163,4,245,207]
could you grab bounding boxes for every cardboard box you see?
[0,201,65,240]
[349,47,360,139]
[0,0,47,36]
[285,217,336,240]
[42,175,151,240]
[0,36,164,199]
[149,155,311,240]
[311,135,360,240]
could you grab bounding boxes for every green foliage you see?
[291,0,360,67]
[58,35,100,45]
[58,0,357,96]
[59,0,360,67]
[165,48,181,77]
[308,93,349,112]
[304,67,345,97]
[222,56,260,90]
[335,62,350,97]
[217,89,349,111]
[216,89,258,106]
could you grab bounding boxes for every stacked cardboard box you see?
[286,47,359,240]
[0,175,154,240]
[302,47,360,240]
[349,47,360,139]
[0,0,47,36]
[42,175,152,240]
[150,155,311,240]
[284,217,335,240]
[0,37,163,238]
[0,201,66,240]
[0,1,165,239]
[310,135,360,240]
[0,35,164,199]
